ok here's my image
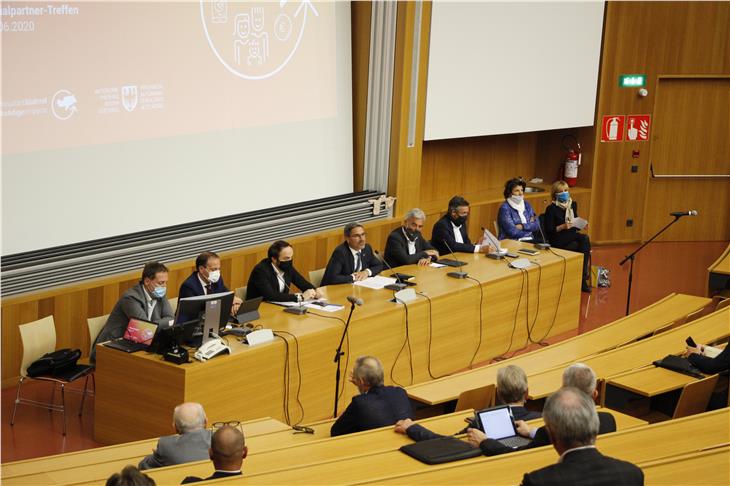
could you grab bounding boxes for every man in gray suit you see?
[138,402,211,470]
[91,261,175,362]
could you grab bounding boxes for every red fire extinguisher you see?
[559,135,581,187]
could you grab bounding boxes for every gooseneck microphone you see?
[346,295,364,306]
[534,206,551,250]
[443,240,468,279]
[670,210,698,218]
[281,276,308,315]
[333,295,363,417]
[374,250,407,291]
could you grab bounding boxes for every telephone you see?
[193,334,231,362]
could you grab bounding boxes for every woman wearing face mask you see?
[544,180,592,293]
[497,178,541,241]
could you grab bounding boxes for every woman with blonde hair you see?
[544,180,592,293]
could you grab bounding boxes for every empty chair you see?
[715,298,730,311]
[309,268,326,288]
[455,384,496,412]
[235,286,247,301]
[87,314,109,356]
[168,297,179,314]
[10,315,94,435]
[673,374,719,419]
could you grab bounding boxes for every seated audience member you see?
[686,340,730,374]
[395,364,539,442]
[139,402,211,470]
[106,465,155,486]
[246,240,321,303]
[466,363,616,455]
[331,356,413,436]
[543,180,592,293]
[182,425,247,483]
[384,208,439,268]
[179,251,229,298]
[91,262,174,362]
[498,178,541,241]
[321,222,383,286]
[519,387,643,486]
[430,196,492,256]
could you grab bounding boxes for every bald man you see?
[182,425,247,483]
[139,402,211,470]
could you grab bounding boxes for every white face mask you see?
[207,269,221,283]
[509,195,524,205]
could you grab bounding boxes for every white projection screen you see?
[425,1,604,141]
[1,1,352,255]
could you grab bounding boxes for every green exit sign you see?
[619,74,646,87]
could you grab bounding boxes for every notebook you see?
[105,318,158,353]
[475,405,531,449]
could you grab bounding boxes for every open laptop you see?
[105,318,159,353]
[474,405,531,449]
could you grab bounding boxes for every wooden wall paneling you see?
[351,1,372,192]
[536,126,596,188]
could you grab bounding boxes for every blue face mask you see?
[556,191,570,203]
[152,286,166,299]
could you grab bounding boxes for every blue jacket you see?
[497,201,540,240]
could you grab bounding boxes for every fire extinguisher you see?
[559,135,581,187]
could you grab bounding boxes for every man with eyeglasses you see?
[139,402,211,470]
[321,222,383,286]
[182,425,247,483]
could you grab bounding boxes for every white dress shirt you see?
[450,222,480,253]
[402,228,417,255]
[142,286,157,320]
[349,246,372,277]
[197,274,211,294]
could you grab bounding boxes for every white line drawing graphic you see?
[121,85,138,112]
[212,0,228,23]
[51,89,78,120]
[639,120,649,139]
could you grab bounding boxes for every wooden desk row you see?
[406,293,711,405]
[94,242,582,444]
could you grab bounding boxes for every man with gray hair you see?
[520,387,643,485]
[384,208,439,268]
[331,356,413,436]
[321,222,383,286]
[139,402,211,470]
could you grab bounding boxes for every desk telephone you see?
[193,334,231,362]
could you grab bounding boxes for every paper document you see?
[429,262,447,268]
[704,345,723,359]
[305,302,344,313]
[572,217,588,230]
[354,275,397,290]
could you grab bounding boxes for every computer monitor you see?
[176,291,234,345]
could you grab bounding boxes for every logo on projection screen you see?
[200,0,318,80]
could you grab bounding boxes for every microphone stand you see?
[333,300,357,417]
[619,214,685,316]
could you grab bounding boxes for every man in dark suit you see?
[139,402,211,470]
[430,195,491,256]
[519,387,643,486]
[687,340,730,374]
[246,240,321,303]
[321,222,383,286]
[181,425,247,483]
[331,356,413,436]
[91,262,174,363]
[384,208,439,268]
[179,251,229,298]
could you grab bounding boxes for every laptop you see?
[474,405,531,449]
[105,318,159,353]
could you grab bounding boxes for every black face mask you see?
[451,215,467,227]
[278,260,293,272]
[404,228,420,241]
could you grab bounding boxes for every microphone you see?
[443,240,468,279]
[670,210,698,218]
[534,207,551,250]
[346,295,364,306]
[280,269,308,315]
[374,250,407,291]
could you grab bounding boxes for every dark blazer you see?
[688,346,730,374]
[544,201,581,248]
[384,227,436,268]
[520,447,644,486]
[480,410,617,456]
[91,283,174,362]
[330,385,413,436]
[509,405,542,421]
[181,470,242,484]
[246,258,314,303]
[139,428,212,470]
[178,271,229,299]
[321,242,383,286]
[430,214,476,255]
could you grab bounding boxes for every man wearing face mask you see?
[384,208,439,268]
[91,261,175,363]
[179,251,229,298]
[430,196,491,256]
[246,240,322,302]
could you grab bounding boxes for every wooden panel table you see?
[94,242,582,444]
[640,446,730,485]
[407,293,710,406]
[708,243,730,295]
[607,366,699,397]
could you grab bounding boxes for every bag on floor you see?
[26,348,82,378]
[591,266,611,288]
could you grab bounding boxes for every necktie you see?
[355,252,362,272]
[206,284,213,294]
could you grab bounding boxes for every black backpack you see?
[27,348,82,378]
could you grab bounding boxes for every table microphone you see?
[281,278,308,315]
[374,250,408,291]
[670,210,698,218]
[346,295,364,306]
[534,200,551,250]
[443,240,468,279]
